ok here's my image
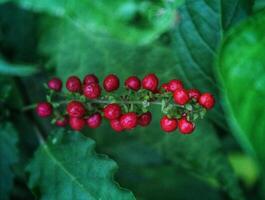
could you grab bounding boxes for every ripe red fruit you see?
[83,74,99,85]
[178,117,195,134]
[199,93,215,109]
[36,102,53,117]
[138,112,152,127]
[103,103,122,120]
[120,112,138,130]
[86,113,102,128]
[83,83,101,99]
[69,117,85,131]
[188,89,201,101]
[168,79,183,92]
[142,73,159,92]
[160,116,178,132]
[55,116,68,127]
[173,88,189,105]
[103,74,119,92]
[161,83,170,92]
[48,77,62,91]
[66,101,86,118]
[125,76,141,91]
[66,76,81,92]
[110,119,124,132]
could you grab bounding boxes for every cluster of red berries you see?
[36,73,215,134]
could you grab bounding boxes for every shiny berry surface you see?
[160,116,178,132]
[110,119,124,132]
[83,83,101,99]
[69,117,85,131]
[142,73,159,92]
[66,101,86,118]
[199,93,215,109]
[48,77,62,91]
[103,74,119,92]
[36,102,53,117]
[86,113,102,128]
[138,112,152,127]
[178,117,195,134]
[173,88,189,105]
[66,76,81,92]
[120,112,138,130]
[125,76,141,91]
[168,79,183,92]
[103,103,122,120]
[83,74,99,85]
[188,89,201,101]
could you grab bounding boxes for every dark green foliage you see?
[0,122,18,200]
[0,0,264,199]
[27,129,135,200]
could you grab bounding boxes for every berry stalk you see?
[34,74,215,134]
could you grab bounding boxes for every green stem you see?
[22,99,184,111]
[22,103,38,111]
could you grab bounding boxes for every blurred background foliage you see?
[0,0,264,200]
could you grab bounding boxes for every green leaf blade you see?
[172,0,252,127]
[0,59,38,76]
[217,10,265,166]
[0,122,19,200]
[27,129,135,200]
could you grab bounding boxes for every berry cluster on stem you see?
[35,73,215,134]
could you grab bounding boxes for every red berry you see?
[199,93,215,109]
[110,119,124,132]
[55,116,68,127]
[36,102,53,117]
[178,117,195,134]
[161,83,170,92]
[160,116,178,132]
[66,76,81,92]
[138,112,152,127]
[69,117,85,131]
[173,88,189,105]
[120,112,138,130]
[125,76,141,91]
[103,103,122,120]
[83,74,98,85]
[188,89,201,101]
[48,77,62,91]
[168,79,183,92]
[142,73,159,92]
[83,83,101,99]
[103,74,119,92]
[86,113,102,128]
[66,101,86,118]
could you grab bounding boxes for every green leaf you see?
[0,122,19,200]
[228,153,259,187]
[254,0,265,11]
[27,129,135,200]
[36,19,179,84]
[0,59,38,76]
[90,107,245,200]
[6,0,182,44]
[217,10,265,166]
[172,0,253,127]
[144,120,245,200]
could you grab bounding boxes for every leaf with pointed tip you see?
[26,129,135,200]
